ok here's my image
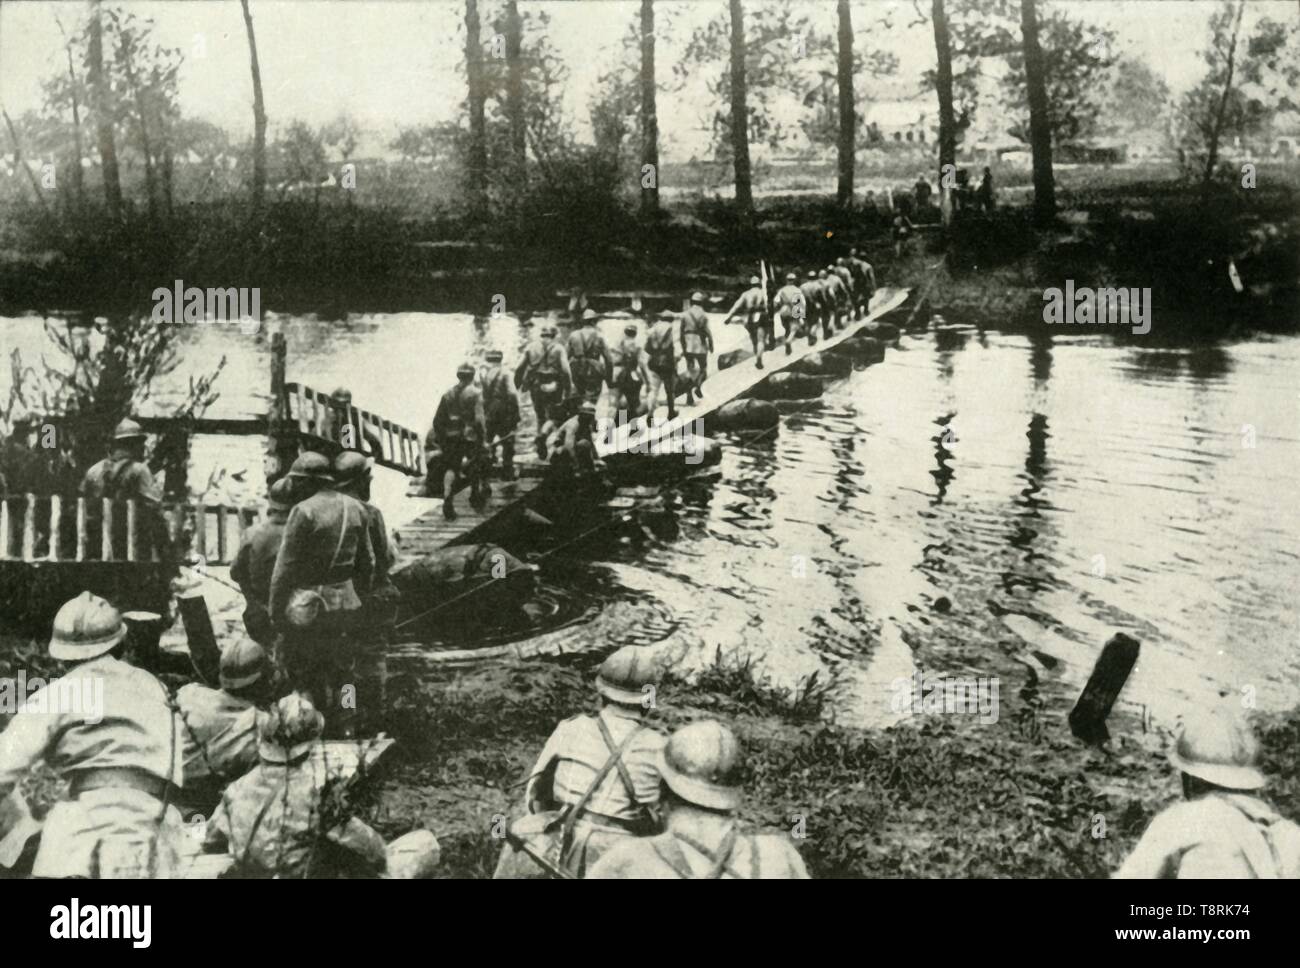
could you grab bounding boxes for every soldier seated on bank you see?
[203,694,389,878]
[494,647,666,879]
[588,720,811,879]
[175,638,275,820]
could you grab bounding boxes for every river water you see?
[3,311,1297,728]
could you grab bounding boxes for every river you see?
[2,311,1297,729]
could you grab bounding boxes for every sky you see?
[0,0,1271,160]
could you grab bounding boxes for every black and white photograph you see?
[0,0,1296,916]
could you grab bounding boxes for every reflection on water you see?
[2,313,1297,727]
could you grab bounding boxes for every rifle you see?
[505,830,576,880]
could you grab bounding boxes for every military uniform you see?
[515,338,571,447]
[480,362,520,478]
[567,326,613,405]
[231,515,285,646]
[588,827,810,879]
[0,653,185,878]
[679,305,713,400]
[495,706,665,879]
[611,336,649,421]
[204,756,387,878]
[799,276,827,343]
[643,320,678,420]
[850,256,876,315]
[774,284,807,345]
[1115,792,1300,879]
[821,273,848,331]
[727,287,769,344]
[80,450,168,562]
[174,683,261,816]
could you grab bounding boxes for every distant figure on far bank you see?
[976,166,996,213]
[587,720,810,879]
[913,172,933,211]
[1115,709,1300,878]
[892,211,914,259]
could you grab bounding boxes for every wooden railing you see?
[0,494,269,566]
[284,382,424,477]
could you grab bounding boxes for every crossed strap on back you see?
[553,717,648,867]
[654,826,747,879]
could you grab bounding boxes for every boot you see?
[443,496,457,520]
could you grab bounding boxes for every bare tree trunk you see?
[1020,0,1055,226]
[241,0,268,221]
[932,0,957,222]
[117,36,159,226]
[2,109,50,211]
[465,0,488,208]
[505,0,526,176]
[1203,0,1246,186]
[836,0,855,209]
[88,1,122,220]
[640,0,660,220]
[55,15,86,208]
[728,0,753,217]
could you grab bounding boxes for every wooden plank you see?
[49,494,61,561]
[21,494,36,559]
[101,499,114,561]
[0,498,10,559]
[194,502,207,562]
[75,498,87,561]
[215,506,228,563]
[125,500,138,562]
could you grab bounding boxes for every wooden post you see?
[49,495,61,561]
[215,505,228,563]
[21,494,36,559]
[76,497,87,561]
[101,498,114,561]
[176,589,221,687]
[125,500,138,562]
[194,502,207,562]
[0,498,10,559]
[266,332,297,484]
[1069,633,1141,745]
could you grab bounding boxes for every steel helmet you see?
[456,363,476,379]
[578,401,598,417]
[1168,709,1266,791]
[749,275,760,286]
[49,591,126,661]
[785,272,797,282]
[112,418,146,441]
[690,292,705,304]
[286,451,333,481]
[267,476,296,511]
[485,349,504,363]
[818,269,829,278]
[220,637,270,691]
[806,270,818,279]
[596,646,660,707]
[332,450,372,484]
[258,693,324,764]
[329,387,352,406]
[658,720,743,811]
[582,309,599,322]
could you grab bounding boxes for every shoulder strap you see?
[669,827,744,879]
[326,497,353,574]
[596,715,644,812]
[556,723,642,865]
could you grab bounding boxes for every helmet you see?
[267,476,296,511]
[806,270,818,280]
[1168,709,1266,790]
[112,418,146,441]
[785,272,796,282]
[259,693,324,764]
[836,257,847,265]
[658,720,743,811]
[456,363,475,379]
[219,638,270,691]
[657,310,675,321]
[596,646,660,706]
[690,292,705,304]
[749,275,760,286]
[582,309,599,322]
[286,451,333,481]
[578,401,598,417]
[332,450,372,484]
[818,269,829,278]
[48,591,126,661]
[329,387,352,406]
[485,349,504,363]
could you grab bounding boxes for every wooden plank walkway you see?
[385,287,910,555]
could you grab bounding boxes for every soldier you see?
[548,401,602,479]
[319,387,384,458]
[611,324,651,425]
[175,637,273,818]
[567,309,614,407]
[833,258,857,319]
[774,272,808,352]
[679,292,714,404]
[588,720,810,879]
[643,310,679,423]
[849,247,876,317]
[332,450,397,738]
[432,363,488,520]
[480,349,520,481]
[1115,709,1300,879]
[268,451,370,737]
[203,694,389,878]
[80,417,172,564]
[495,647,665,879]
[231,477,296,647]
[515,324,571,460]
[799,270,826,346]
[820,268,848,333]
[0,592,185,878]
[723,276,770,370]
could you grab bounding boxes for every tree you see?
[931,0,958,194]
[87,0,122,220]
[835,0,854,209]
[464,0,488,208]
[1105,56,1171,133]
[52,13,87,209]
[640,0,659,219]
[1001,13,1116,145]
[1020,0,1055,225]
[240,0,267,219]
[1181,0,1247,186]
[504,0,526,175]
[728,0,753,217]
